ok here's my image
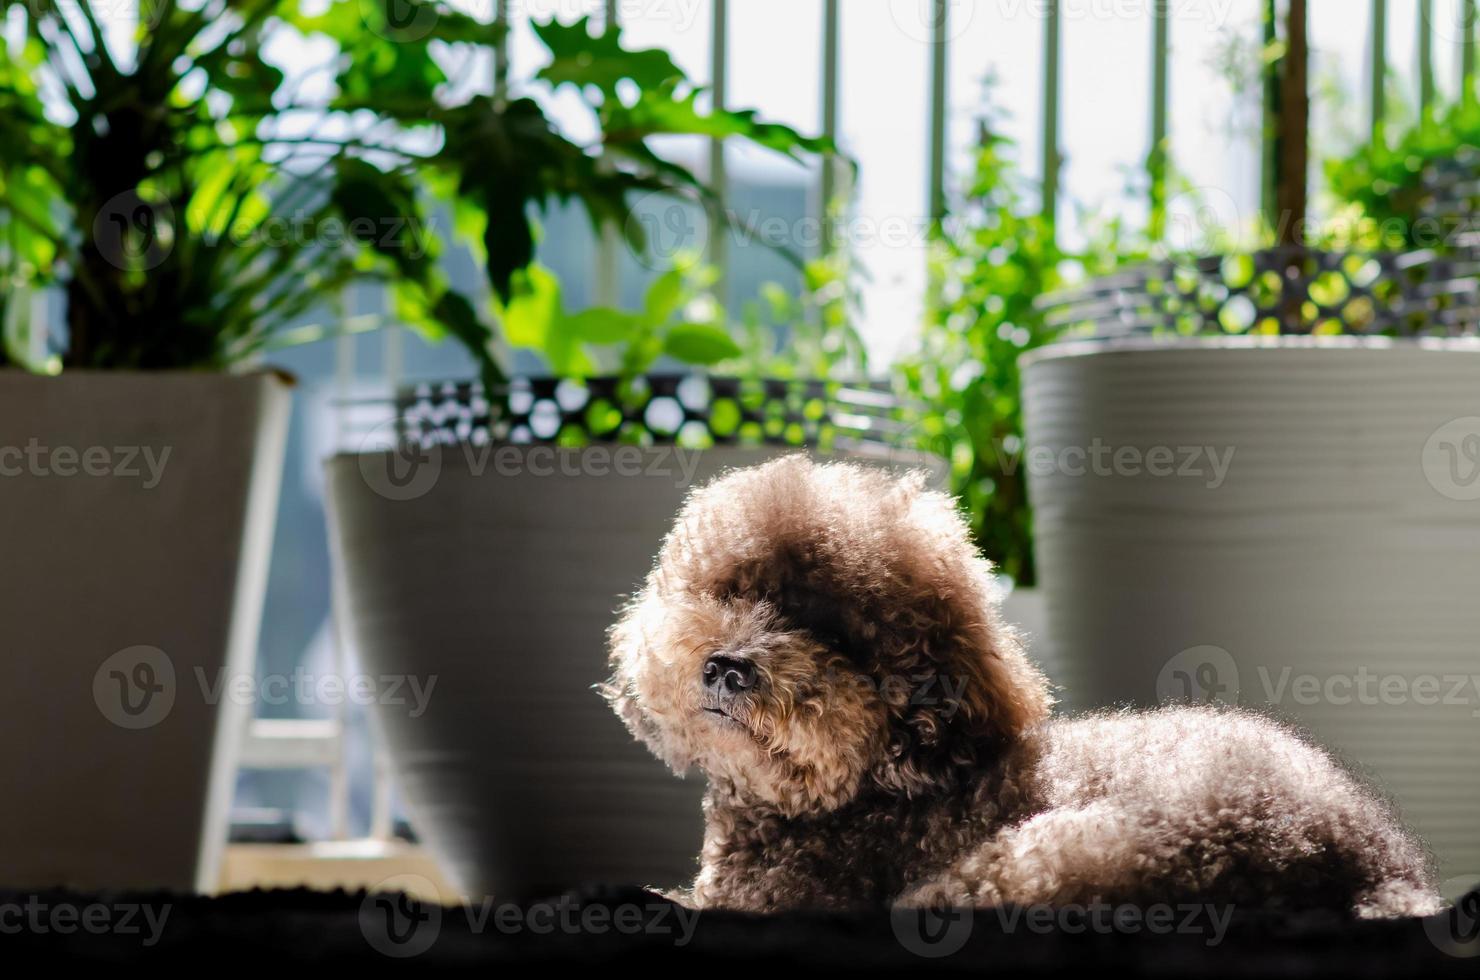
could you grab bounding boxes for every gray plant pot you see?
[999,586,1056,681]
[1021,337,1480,877]
[326,439,937,899]
[0,370,291,891]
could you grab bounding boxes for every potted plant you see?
[317,14,930,898]
[1017,5,1480,878]
[0,0,539,891]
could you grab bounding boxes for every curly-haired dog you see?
[604,455,1440,918]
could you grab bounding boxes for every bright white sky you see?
[44,0,1458,364]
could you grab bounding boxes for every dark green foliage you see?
[0,2,833,389]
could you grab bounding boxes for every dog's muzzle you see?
[701,654,757,720]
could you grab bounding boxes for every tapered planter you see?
[0,370,292,891]
[1021,338,1480,877]
[326,375,930,898]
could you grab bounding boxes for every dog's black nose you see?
[702,655,756,694]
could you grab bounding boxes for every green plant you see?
[496,251,733,378]
[898,126,1063,586]
[898,121,1151,586]
[1324,99,1480,252]
[734,253,867,380]
[0,2,833,390]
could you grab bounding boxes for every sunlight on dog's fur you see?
[603,455,1440,917]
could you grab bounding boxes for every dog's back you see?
[904,704,1440,918]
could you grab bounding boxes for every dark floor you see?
[3,883,1476,974]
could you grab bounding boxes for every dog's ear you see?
[852,479,1053,796]
[866,576,1052,796]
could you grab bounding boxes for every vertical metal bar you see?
[329,630,350,841]
[1465,0,1478,100]
[1149,0,1170,240]
[1041,0,1061,226]
[1261,0,1278,229]
[333,285,359,839]
[1276,0,1309,248]
[335,290,356,446]
[596,0,621,307]
[1419,0,1435,116]
[708,0,729,301]
[1371,0,1388,140]
[28,287,48,367]
[819,0,841,255]
[370,749,394,841]
[927,0,948,224]
[383,318,403,392]
[493,0,510,99]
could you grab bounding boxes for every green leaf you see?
[606,88,836,161]
[533,17,685,97]
[662,322,742,365]
[330,158,432,281]
[565,307,642,344]
[643,266,687,323]
[500,264,563,349]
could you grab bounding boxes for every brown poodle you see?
[604,455,1440,917]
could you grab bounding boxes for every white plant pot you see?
[0,370,291,891]
[326,443,939,898]
[999,586,1056,681]
[1021,337,1480,877]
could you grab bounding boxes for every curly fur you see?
[604,455,1440,918]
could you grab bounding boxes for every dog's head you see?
[603,455,1052,817]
